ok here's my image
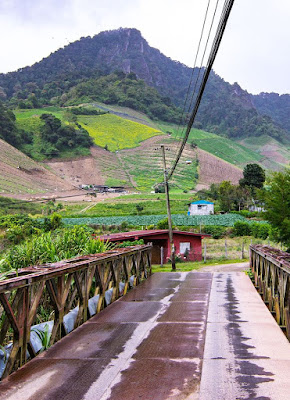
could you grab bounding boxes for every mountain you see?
[0,28,288,143]
[251,92,290,132]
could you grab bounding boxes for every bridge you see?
[0,244,289,399]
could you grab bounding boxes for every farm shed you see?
[188,200,214,216]
[99,230,210,264]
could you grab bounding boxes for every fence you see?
[250,244,290,340]
[0,244,152,379]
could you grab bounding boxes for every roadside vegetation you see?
[0,165,289,277]
[0,215,110,275]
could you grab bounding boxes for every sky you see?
[0,0,289,95]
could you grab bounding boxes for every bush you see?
[116,239,144,248]
[251,222,270,239]
[3,215,42,243]
[231,210,260,218]
[232,220,270,239]
[203,225,227,239]
[156,218,176,230]
[43,214,63,231]
[146,224,155,230]
[154,184,165,193]
[120,221,129,230]
[232,221,252,236]
[5,225,25,244]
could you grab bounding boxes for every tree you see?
[219,181,236,212]
[136,204,144,215]
[0,101,20,146]
[239,163,265,189]
[263,169,290,249]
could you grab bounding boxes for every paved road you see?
[1,268,289,400]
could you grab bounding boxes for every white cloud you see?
[0,0,289,94]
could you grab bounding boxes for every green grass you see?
[88,102,160,129]
[121,193,195,200]
[15,107,64,133]
[152,258,246,273]
[157,122,263,167]
[60,198,191,217]
[105,177,128,187]
[14,107,92,160]
[0,197,44,215]
[15,107,63,120]
[78,114,162,151]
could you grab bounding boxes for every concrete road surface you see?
[0,268,289,400]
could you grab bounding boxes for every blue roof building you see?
[191,200,214,205]
[188,200,214,215]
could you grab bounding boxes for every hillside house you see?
[99,230,210,264]
[188,200,214,215]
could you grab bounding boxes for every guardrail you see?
[250,244,289,340]
[0,244,152,379]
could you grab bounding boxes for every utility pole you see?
[161,145,176,271]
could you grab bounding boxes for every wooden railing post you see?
[249,244,289,341]
[0,244,152,378]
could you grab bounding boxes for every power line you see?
[171,0,219,163]
[168,0,235,181]
[172,0,212,142]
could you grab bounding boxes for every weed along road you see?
[1,269,290,399]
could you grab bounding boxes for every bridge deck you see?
[1,270,289,400]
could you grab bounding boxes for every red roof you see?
[98,229,210,242]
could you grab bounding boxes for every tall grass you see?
[0,226,110,273]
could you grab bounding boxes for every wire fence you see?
[202,237,280,262]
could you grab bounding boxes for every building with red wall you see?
[99,230,210,264]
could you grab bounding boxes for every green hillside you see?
[9,104,288,195]
[239,135,290,170]
[158,122,263,167]
[14,106,162,153]
[0,28,287,143]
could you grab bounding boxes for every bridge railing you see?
[250,244,290,340]
[0,244,152,379]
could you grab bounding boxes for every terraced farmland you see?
[90,146,131,187]
[158,122,263,168]
[78,114,162,151]
[0,139,73,195]
[63,213,248,227]
[118,136,198,191]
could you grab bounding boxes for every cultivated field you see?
[239,135,290,170]
[78,114,162,151]
[0,139,73,195]
[158,122,264,167]
[62,213,247,227]
[5,104,282,198]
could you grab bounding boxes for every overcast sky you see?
[0,0,289,95]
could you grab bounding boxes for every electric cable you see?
[168,0,235,181]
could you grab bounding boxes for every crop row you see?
[63,213,249,227]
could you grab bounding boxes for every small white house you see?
[188,200,214,216]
